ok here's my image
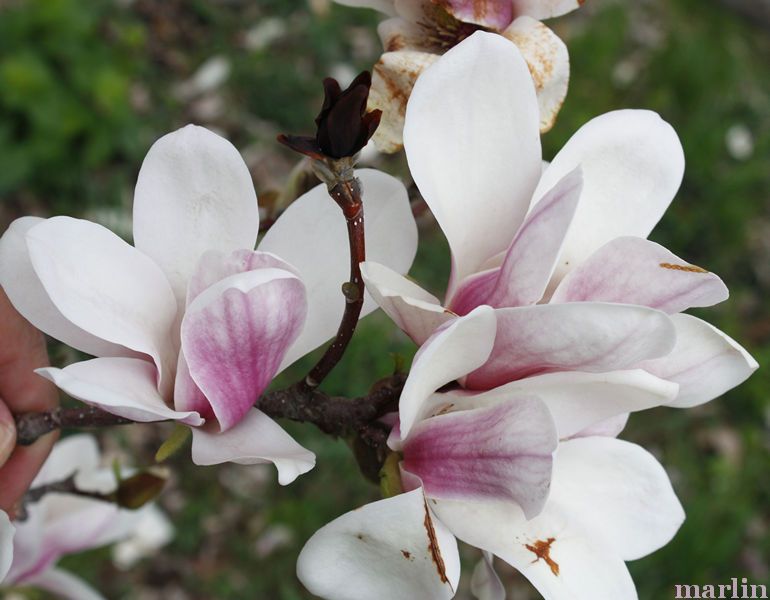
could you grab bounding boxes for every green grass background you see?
[0,0,768,598]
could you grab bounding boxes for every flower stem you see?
[15,406,134,446]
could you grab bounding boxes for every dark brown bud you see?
[278,71,382,160]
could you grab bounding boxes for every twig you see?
[17,474,113,520]
[304,174,366,388]
[15,406,134,446]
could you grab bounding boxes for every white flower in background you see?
[362,32,757,412]
[297,308,685,599]
[0,435,172,600]
[334,0,580,151]
[0,125,418,485]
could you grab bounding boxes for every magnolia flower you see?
[334,0,579,151]
[297,308,687,599]
[0,125,417,484]
[362,32,757,412]
[0,435,172,599]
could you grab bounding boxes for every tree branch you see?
[15,406,134,446]
[303,175,366,388]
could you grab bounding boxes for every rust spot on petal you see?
[659,262,709,274]
[525,537,559,576]
[401,549,413,560]
[423,499,450,585]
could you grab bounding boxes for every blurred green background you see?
[1,0,768,598]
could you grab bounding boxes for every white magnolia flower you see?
[296,308,686,600]
[334,0,580,151]
[0,435,172,600]
[362,32,757,412]
[0,125,418,484]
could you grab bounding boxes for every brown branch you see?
[303,174,366,388]
[17,474,113,520]
[15,406,134,446]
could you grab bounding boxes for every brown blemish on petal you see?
[525,537,560,576]
[423,499,450,585]
[659,262,709,274]
[401,549,413,560]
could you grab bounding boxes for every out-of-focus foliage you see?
[1,0,768,598]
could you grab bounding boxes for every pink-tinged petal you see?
[446,268,498,316]
[404,31,541,287]
[466,303,676,390]
[172,350,212,419]
[403,396,557,518]
[191,409,315,485]
[260,169,416,368]
[0,510,13,582]
[133,125,260,304]
[443,369,677,439]
[640,314,758,408]
[24,567,105,600]
[361,261,453,345]
[441,0,515,29]
[186,249,298,305]
[36,358,202,425]
[551,237,729,313]
[471,552,506,600]
[399,306,496,439]
[534,110,685,284]
[334,0,396,15]
[512,0,583,19]
[25,217,178,392]
[502,17,570,133]
[0,218,136,359]
[451,168,582,313]
[181,268,306,431]
[297,489,460,600]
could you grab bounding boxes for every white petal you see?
[502,17,569,133]
[32,434,100,487]
[26,217,178,390]
[471,552,506,600]
[133,125,259,304]
[444,369,677,439]
[0,510,14,583]
[466,303,676,390]
[0,217,133,358]
[404,31,541,286]
[37,358,203,425]
[191,408,315,485]
[640,314,758,408]
[297,489,460,600]
[361,261,453,345]
[260,169,417,369]
[334,0,396,15]
[534,110,685,282]
[399,306,496,439]
[513,0,583,19]
[25,567,105,600]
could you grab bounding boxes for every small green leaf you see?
[155,423,191,463]
[379,451,404,499]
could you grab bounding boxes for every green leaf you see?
[155,423,192,463]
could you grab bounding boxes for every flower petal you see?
[0,218,134,359]
[471,552,506,600]
[361,261,453,345]
[25,217,178,391]
[404,31,542,286]
[466,303,676,390]
[403,396,557,518]
[133,125,260,304]
[191,408,315,485]
[36,358,202,425]
[334,0,396,15]
[640,314,758,408]
[260,169,417,369]
[297,489,460,600]
[181,268,306,431]
[399,306,496,439]
[551,237,728,313]
[24,568,106,600]
[369,50,440,153]
[441,0,515,29]
[533,110,685,283]
[441,369,677,439]
[0,510,13,583]
[32,434,100,487]
[513,0,583,19]
[502,17,569,133]
[451,167,582,313]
